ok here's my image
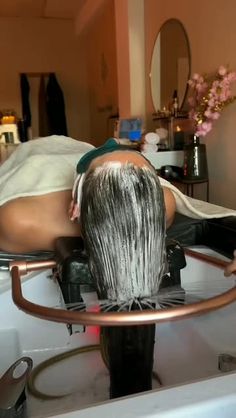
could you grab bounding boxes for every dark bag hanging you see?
[20,74,31,140]
[38,75,50,137]
[46,73,68,136]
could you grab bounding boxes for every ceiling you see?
[0,0,86,19]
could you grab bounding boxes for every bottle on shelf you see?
[171,89,179,117]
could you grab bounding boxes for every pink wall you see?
[114,0,131,118]
[0,17,90,140]
[83,0,118,146]
[1,1,235,208]
[145,0,236,209]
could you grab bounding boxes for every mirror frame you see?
[150,18,191,113]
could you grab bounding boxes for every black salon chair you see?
[168,214,236,258]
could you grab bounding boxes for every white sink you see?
[0,248,236,417]
[51,373,236,418]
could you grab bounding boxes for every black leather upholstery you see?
[204,217,236,258]
[167,214,236,259]
[167,214,208,247]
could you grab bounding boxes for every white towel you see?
[143,132,160,145]
[0,135,94,206]
[0,135,235,220]
[141,143,158,153]
[159,177,236,219]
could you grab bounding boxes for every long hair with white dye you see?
[80,160,166,305]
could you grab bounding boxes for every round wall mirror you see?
[150,19,191,113]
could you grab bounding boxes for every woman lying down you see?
[0,135,235,283]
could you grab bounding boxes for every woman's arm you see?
[163,187,176,228]
[224,250,236,277]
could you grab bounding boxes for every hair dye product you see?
[80,161,166,398]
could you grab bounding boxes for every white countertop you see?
[142,150,184,169]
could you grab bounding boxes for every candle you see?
[174,126,185,150]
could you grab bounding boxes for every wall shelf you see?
[152,115,194,150]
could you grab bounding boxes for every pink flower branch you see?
[188,66,236,137]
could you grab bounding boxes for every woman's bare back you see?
[0,190,80,253]
[0,187,175,253]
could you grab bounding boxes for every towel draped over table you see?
[0,135,235,220]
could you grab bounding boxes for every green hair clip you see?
[77,138,125,174]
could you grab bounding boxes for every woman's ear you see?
[68,199,79,222]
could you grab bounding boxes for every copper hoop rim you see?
[10,249,236,326]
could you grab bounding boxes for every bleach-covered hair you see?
[80,161,166,304]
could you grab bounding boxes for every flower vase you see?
[183,135,208,180]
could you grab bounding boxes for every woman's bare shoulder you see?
[0,191,80,252]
